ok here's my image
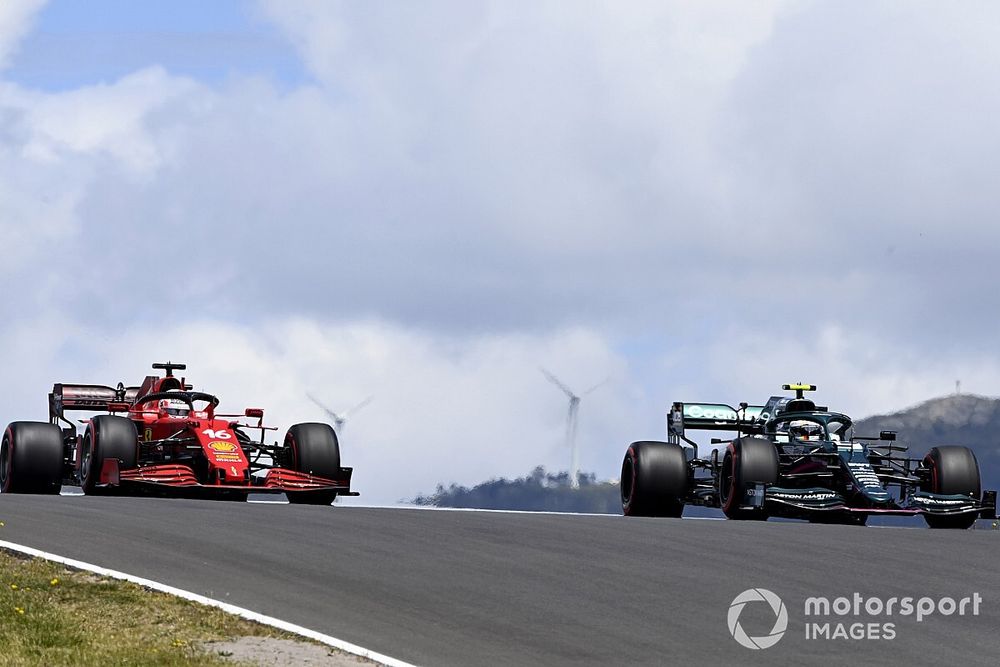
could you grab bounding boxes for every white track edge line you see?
[0,539,417,667]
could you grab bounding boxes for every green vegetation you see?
[0,549,295,666]
[414,466,621,513]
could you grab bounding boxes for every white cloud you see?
[0,0,46,71]
[12,67,201,172]
[7,1,997,341]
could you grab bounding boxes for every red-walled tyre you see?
[921,446,981,529]
[80,416,137,495]
[285,422,341,506]
[0,422,63,494]
[621,441,688,517]
[719,437,778,520]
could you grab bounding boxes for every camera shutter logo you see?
[727,588,788,649]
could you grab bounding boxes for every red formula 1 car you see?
[1,362,357,504]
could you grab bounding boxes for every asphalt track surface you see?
[1,496,998,666]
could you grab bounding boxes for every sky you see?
[2,1,1000,504]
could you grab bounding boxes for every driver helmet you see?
[159,397,189,418]
[788,419,823,441]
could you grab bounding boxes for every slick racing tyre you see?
[80,416,138,495]
[285,422,341,506]
[921,445,981,529]
[720,437,779,520]
[621,441,688,517]
[0,422,63,494]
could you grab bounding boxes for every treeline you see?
[413,466,621,514]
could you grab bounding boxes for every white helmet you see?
[159,397,189,418]
[789,419,823,441]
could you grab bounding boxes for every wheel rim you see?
[621,452,635,507]
[0,437,10,491]
[720,452,735,507]
[81,435,93,483]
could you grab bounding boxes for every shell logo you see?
[209,441,238,453]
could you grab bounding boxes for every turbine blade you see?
[306,392,340,421]
[583,376,610,396]
[540,367,577,399]
[344,395,374,417]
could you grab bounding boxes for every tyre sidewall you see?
[285,423,341,476]
[1,422,64,494]
[621,441,687,517]
[82,416,137,494]
[922,446,981,529]
[923,446,981,497]
[721,437,778,520]
[1,427,15,493]
[285,423,341,505]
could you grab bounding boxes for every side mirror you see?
[880,430,897,441]
[245,408,264,419]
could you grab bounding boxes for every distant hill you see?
[854,393,1000,491]
[413,466,621,514]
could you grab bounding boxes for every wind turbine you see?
[540,368,608,489]
[306,393,374,435]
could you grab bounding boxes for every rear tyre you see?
[0,422,64,494]
[80,416,138,495]
[285,423,341,506]
[621,441,688,517]
[720,437,779,520]
[921,446,981,529]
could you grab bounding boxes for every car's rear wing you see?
[668,402,765,434]
[49,383,141,432]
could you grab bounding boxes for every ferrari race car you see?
[620,384,997,528]
[1,362,357,504]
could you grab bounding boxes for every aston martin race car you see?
[1,362,357,504]
[620,384,997,528]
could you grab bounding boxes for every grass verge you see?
[0,547,299,666]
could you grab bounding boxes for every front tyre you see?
[285,422,341,506]
[621,441,688,517]
[719,437,779,520]
[921,446,981,529]
[0,422,63,494]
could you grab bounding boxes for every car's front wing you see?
[99,460,359,496]
[740,484,996,519]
